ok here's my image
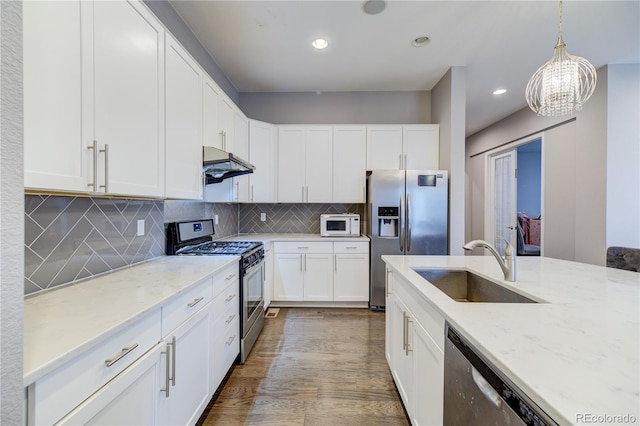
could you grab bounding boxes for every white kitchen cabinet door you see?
[56,343,164,426]
[334,253,369,302]
[263,243,274,308]
[305,127,333,203]
[23,0,88,192]
[202,75,221,149]
[93,0,165,197]
[389,294,414,417]
[157,305,212,426]
[413,320,444,426]
[165,34,203,200]
[367,126,403,170]
[333,126,367,203]
[403,125,440,170]
[273,254,304,301]
[218,95,235,153]
[249,120,277,203]
[233,110,250,202]
[277,127,305,202]
[302,253,334,302]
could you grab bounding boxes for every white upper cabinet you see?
[333,126,367,203]
[24,0,87,192]
[277,126,332,203]
[92,0,165,197]
[218,95,235,153]
[233,109,250,202]
[367,126,404,170]
[165,34,203,200]
[367,125,440,171]
[403,125,440,170]
[24,0,165,197]
[249,120,277,203]
[202,75,221,149]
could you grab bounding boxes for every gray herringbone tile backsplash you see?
[239,203,363,234]
[163,200,238,240]
[25,195,164,295]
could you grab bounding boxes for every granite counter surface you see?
[382,255,640,425]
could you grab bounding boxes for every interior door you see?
[489,150,517,255]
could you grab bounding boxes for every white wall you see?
[432,67,466,255]
[606,64,640,249]
[466,65,639,266]
[0,1,24,423]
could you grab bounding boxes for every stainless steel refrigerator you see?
[366,170,448,310]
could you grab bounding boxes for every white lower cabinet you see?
[386,270,444,425]
[210,268,240,392]
[157,305,212,426]
[333,242,369,302]
[273,240,369,303]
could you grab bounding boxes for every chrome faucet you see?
[463,239,516,282]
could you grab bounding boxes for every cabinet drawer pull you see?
[187,296,204,308]
[105,343,138,367]
[297,246,309,249]
[405,317,413,356]
[345,246,357,249]
[225,293,236,302]
[225,314,236,324]
[226,335,236,346]
[161,342,171,397]
[99,143,109,192]
[225,273,236,281]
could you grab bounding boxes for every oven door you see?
[242,259,264,337]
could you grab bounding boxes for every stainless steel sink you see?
[413,269,538,303]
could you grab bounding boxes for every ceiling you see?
[169,1,639,136]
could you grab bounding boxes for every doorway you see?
[486,138,542,257]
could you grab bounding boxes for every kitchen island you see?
[383,255,639,425]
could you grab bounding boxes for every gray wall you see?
[143,0,239,104]
[431,67,466,255]
[239,91,431,124]
[1,0,24,423]
[466,65,638,266]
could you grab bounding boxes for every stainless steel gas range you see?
[166,219,264,364]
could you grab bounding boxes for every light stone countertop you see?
[224,233,370,243]
[23,255,239,387]
[382,255,640,425]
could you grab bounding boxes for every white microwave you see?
[320,214,360,237]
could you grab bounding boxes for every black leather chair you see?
[516,223,540,256]
[606,247,640,272]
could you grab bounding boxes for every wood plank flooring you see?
[199,308,410,425]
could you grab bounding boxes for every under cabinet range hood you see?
[203,146,255,184]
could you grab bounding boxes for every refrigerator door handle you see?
[399,194,404,252]
[406,193,412,252]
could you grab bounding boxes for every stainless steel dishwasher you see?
[444,324,558,426]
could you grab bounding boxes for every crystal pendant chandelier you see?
[525,0,597,117]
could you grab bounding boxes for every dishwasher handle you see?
[472,367,502,409]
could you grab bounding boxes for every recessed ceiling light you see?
[363,0,386,15]
[493,89,507,95]
[312,38,328,49]
[411,36,430,47]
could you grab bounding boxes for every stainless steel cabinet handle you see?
[472,367,503,409]
[104,343,138,367]
[87,140,98,190]
[99,144,109,192]
[305,186,309,202]
[226,335,236,346]
[334,254,337,272]
[406,193,412,252]
[187,296,204,308]
[225,314,236,324]
[297,246,309,249]
[399,194,404,251]
[402,312,408,351]
[301,186,305,202]
[399,154,403,170]
[225,293,236,302]
[225,273,236,280]
[251,185,254,201]
[405,316,413,356]
[404,154,407,170]
[161,342,171,397]
[345,246,357,249]
[170,336,176,386]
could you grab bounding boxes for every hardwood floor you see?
[200,308,410,425]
